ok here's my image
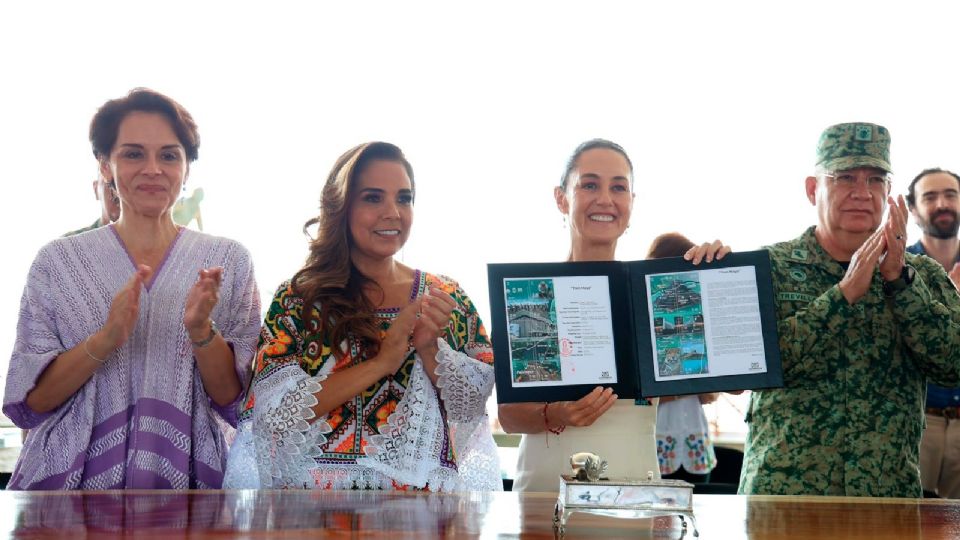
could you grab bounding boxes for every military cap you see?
[816,122,891,173]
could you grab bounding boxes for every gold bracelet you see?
[83,336,107,364]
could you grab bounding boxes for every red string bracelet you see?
[542,402,566,446]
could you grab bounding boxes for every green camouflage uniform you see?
[739,226,960,497]
[63,218,104,237]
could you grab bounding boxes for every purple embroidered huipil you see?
[3,226,261,489]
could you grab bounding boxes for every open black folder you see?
[487,250,783,403]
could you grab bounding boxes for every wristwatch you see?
[190,320,220,348]
[883,265,916,297]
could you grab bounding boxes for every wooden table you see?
[3,490,960,538]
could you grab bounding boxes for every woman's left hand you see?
[684,239,732,265]
[184,267,223,341]
[412,287,456,360]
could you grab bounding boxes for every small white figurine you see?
[570,452,608,482]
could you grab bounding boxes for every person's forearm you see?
[193,335,242,406]
[498,402,564,434]
[498,403,543,433]
[25,332,111,413]
[307,358,393,419]
[890,268,960,386]
[418,344,441,386]
[778,284,854,383]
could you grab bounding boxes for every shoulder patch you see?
[791,249,808,261]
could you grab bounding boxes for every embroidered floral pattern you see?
[226,272,499,491]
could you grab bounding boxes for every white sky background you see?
[2,1,960,385]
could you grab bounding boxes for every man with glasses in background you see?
[739,123,960,497]
[63,173,120,236]
[906,167,960,498]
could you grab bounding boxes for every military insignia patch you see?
[855,124,873,141]
[791,249,808,261]
[789,269,806,282]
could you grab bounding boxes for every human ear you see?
[99,159,113,183]
[804,176,818,206]
[554,185,570,215]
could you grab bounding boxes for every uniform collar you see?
[790,226,847,277]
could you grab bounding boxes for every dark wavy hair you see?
[89,88,200,163]
[646,232,695,259]
[292,142,415,359]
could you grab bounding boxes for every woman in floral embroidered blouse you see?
[224,142,500,491]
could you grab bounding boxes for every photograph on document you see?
[505,275,618,387]
[646,266,767,382]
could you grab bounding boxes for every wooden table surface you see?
[3,489,960,539]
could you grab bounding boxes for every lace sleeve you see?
[425,276,501,491]
[430,278,495,423]
[434,339,495,423]
[226,281,332,489]
[222,421,258,488]
[249,362,331,488]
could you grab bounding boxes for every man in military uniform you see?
[905,167,960,498]
[739,123,960,497]
[63,173,120,237]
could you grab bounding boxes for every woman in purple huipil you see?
[2,88,261,489]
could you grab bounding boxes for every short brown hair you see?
[646,232,695,259]
[89,88,200,162]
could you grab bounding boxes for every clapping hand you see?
[840,196,909,304]
[412,287,456,361]
[374,298,422,376]
[184,267,223,341]
[101,264,152,350]
[838,229,885,304]
[879,195,909,282]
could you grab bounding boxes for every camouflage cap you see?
[815,122,892,173]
